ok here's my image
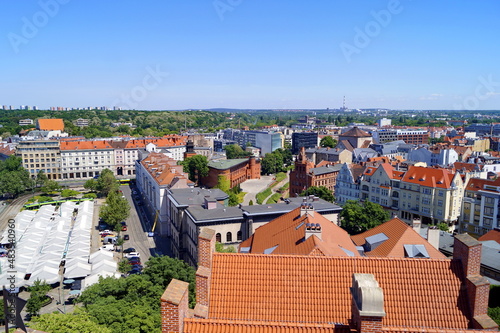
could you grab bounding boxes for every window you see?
[437,200,443,207]
[422,188,431,195]
[485,197,495,204]
[226,232,232,242]
[438,190,444,197]
[237,231,242,241]
[484,218,492,226]
[484,207,494,216]
[216,233,221,243]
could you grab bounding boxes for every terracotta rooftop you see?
[465,177,500,193]
[37,118,64,131]
[454,162,482,172]
[239,207,359,256]
[340,127,371,138]
[350,217,445,258]
[478,229,500,244]
[141,151,192,187]
[60,140,114,150]
[402,166,456,189]
[208,253,470,329]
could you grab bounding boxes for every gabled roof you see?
[340,127,371,138]
[348,164,365,181]
[338,140,354,152]
[453,162,482,172]
[140,152,192,187]
[350,217,445,258]
[478,229,500,244]
[37,118,64,131]
[308,164,342,176]
[208,253,469,329]
[402,166,455,189]
[60,140,114,150]
[465,177,500,193]
[239,207,359,256]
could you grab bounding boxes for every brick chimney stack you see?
[195,228,216,319]
[453,234,498,330]
[161,279,189,333]
[350,273,386,333]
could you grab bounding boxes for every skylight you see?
[404,244,430,258]
[264,245,279,254]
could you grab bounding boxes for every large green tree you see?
[300,186,335,203]
[29,308,111,333]
[96,169,119,196]
[99,191,130,231]
[224,144,250,159]
[320,136,338,148]
[0,155,32,197]
[182,155,209,184]
[339,200,390,235]
[26,280,51,317]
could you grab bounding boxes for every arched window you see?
[237,231,242,241]
[216,233,221,243]
[226,232,232,242]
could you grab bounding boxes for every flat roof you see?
[168,188,228,207]
[208,158,249,170]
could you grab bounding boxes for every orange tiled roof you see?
[141,151,192,186]
[60,140,114,150]
[478,229,500,244]
[402,166,455,189]
[208,253,470,329]
[453,162,482,172]
[124,135,187,149]
[184,318,350,333]
[37,118,64,131]
[239,207,359,256]
[465,177,500,193]
[350,217,445,258]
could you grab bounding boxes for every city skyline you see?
[2,1,500,110]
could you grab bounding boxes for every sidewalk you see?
[240,176,274,205]
[261,173,290,204]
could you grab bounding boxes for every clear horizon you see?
[2,1,500,111]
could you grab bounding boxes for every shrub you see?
[83,193,97,199]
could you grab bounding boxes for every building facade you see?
[16,140,61,180]
[292,132,318,154]
[201,157,260,188]
[460,177,500,238]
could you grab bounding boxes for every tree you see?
[249,200,254,205]
[116,237,125,256]
[224,144,250,159]
[300,186,335,202]
[275,148,292,167]
[118,258,130,273]
[99,191,130,231]
[61,189,80,198]
[96,169,119,196]
[339,200,390,235]
[26,280,51,317]
[29,307,112,333]
[216,175,230,193]
[182,155,209,184]
[40,179,61,194]
[320,136,338,148]
[84,178,98,192]
[35,170,48,188]
[216,242,236,253]
[0,156,31,197]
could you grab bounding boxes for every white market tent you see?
[64,262,92,279]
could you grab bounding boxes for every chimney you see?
[412,218,421,234]
[305,222,322,240]
[426,227,440,250]
[453,234,497,330]
[161,279,189,333]
[351,273,385,333]
[204,197,217,210]
[195,228,215,316]
[300,203,315,217]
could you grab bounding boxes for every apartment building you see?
[461,177,500,237]
[135,152,193,236]
[334,163,365,205]
[59,135,188,180]
[373,129,428,144]
[16,140,61,179]
[60,140,115,179]
[291,132,318,154]
[18,119,34,126]
[398,166,465,226]
[359,163,404,210]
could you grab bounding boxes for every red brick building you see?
[201,157,260,188]
[290,147,341,197]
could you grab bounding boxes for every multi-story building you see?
[398,166,465,226]
[18,119,34,126]
[408,147,459,166]
[359,163,404,210]
[16,140,61,179]
[291,132,318,154]
[289,147,342,197]
[460,177,500,238]
[75,118,89,127]
[165,190,341,266]
[373,129,428,144]
[305,147,352,165]
[135,151,193,236]
[59,135,188,180]
[334,163,365,205]
[201,157,260,188]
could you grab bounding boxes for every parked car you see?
[123,247,136,253]
[99,230,112,235]
[125,252,140,258]
[123,234,130,241]
[100,244,114,251]
[121,225,127,231]
[130,264,143,270]
[128,259,141,265]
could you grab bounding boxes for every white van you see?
[101,244,114,251]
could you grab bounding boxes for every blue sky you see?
[1,0,500,110]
